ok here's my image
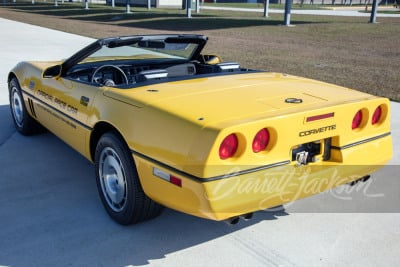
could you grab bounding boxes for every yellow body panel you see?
[136,135,392,220]
[9,59,393,221]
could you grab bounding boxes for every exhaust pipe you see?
[361,175,371,182]
[224,216,240,225]
[240,213,253,221]
[349,175,371,186]
[224,213,254,225]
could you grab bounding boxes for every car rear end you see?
[195,97,392,220]
[129,73,392,221]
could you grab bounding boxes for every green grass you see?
[202,2,331,10]
[359,10,400,14]
[1,1,399,101]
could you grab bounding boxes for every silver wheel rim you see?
[99,147,128,212]
[11,87,24,128]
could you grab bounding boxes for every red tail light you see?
[352,110,363,130]
[371,106,382,125]
[252,128,270,153]
[219,134,238,160]
[153,168,182,187]
[170,176,182,187]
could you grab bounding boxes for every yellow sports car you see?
[8,34,392,225]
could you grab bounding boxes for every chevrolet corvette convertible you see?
[8,34,392,225]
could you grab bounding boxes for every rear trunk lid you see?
[112,72,375,128]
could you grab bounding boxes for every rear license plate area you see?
[291,141,322,165]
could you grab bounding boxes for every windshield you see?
[81,38,199,63]
[61,35,208,75]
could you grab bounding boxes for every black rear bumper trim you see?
[131,149,290,183]
[331,132,391,150]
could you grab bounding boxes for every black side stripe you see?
[22,90,93,131]
[131,149,290,183]
[331,132,391,150]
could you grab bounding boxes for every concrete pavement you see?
[0,19,93,105]
[0,18,399,267]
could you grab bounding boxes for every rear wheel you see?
[9,77,41,135]
[95,132,163,225]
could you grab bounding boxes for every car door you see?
[33,76,100,156]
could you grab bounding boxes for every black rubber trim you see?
[331,132,391,150]
[22,90,93,131]
[131,149,290,183]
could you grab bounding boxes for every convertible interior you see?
[48,35,259,87]
[65,57,253,88]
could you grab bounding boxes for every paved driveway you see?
[0,18,399,267]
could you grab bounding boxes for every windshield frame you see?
[60,34,208,76]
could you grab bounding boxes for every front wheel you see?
[95,132,163,225]
[9,78,41,135]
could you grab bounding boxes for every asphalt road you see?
[0,18,399,267]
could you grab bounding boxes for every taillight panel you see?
[352,110,363,130]
[219,134,239,160]
[351,104,387,131]
[218,128,276,160]
[217,103,388,161]
[252,128,270,153]
[372,105,384,125]
[351,108,370,131]
[371,106,381,125]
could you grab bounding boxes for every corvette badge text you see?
[299,124,336,137]
[36,89,78,115]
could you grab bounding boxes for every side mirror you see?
[43,65,62,78]
[199,55,222,65]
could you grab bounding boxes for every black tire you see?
[9,77,41,135]
[95,132,163,225]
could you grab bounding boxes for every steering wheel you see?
[91,65,129,86]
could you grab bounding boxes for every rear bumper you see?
[134,133,392,221]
